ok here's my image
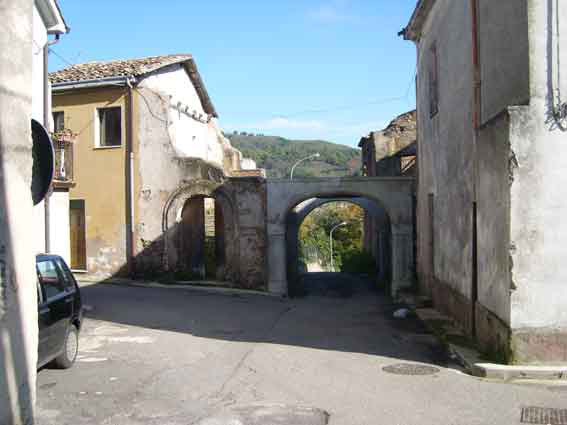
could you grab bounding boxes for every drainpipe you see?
[125,80,135,277]
[43,35,60,253]
[471,0,481,338]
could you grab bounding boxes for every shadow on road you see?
[79,275,447,366]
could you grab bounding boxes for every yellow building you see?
[50,55,243,280]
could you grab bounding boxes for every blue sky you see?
[52,0,418,148]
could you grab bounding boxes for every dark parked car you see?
[36,254,83,369]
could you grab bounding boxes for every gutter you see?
[44,44,51,253]
[36,0,69,34]
[125,79,136,277]
[43,34,62,253]
[51,76,133,92]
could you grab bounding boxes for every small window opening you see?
[97,107,122,147]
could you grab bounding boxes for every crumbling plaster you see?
[409,0,567,362]
[508,0,567,332]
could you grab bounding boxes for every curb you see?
[409,305,567,382]
[471,363,567,381]
[79,279,284,299]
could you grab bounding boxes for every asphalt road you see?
[36,277,566,425]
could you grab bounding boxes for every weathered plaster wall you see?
[411,0,567,362]
[0,1,38,422]
[226,177,267,289]
[133,81,266,289]
[138,65,225,168]
[53,87,128,278]
[414,0,475,312]
[133,84,226,275]
[478,0,530,123]
[476,113,512,327]
[506,0,567,362]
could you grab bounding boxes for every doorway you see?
[179,196,224,280]
[69,199,86,270]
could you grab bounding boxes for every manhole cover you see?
[521,407,567,424]
[382,363,440,376]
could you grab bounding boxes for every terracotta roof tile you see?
[49,54,193,84]
[49,54,218,117]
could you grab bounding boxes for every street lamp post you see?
[290,153,320,180]
[329,221,347,272]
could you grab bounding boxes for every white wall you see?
[32,6,47,124]
[139,65,225,168]
[1,2,38,422]
[32,5,48,255]
[509,0,567,330]
[241,158,257,170]
[49,191,71,264]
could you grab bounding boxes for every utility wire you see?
[50,47,417,123]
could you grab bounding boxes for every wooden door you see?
[69,200,86,270]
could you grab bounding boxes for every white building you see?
[32,0,70,263]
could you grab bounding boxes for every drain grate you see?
[382,363,440,376]
[521,407,567,424]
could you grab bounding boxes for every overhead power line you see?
[49,47,417,121]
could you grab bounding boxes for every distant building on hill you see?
[358,110,417,286]
[359,110,416,178]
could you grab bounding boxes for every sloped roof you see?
[358,110,416,148]
[49,54,218,117]
[402,0,436,41]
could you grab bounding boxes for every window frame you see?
[53,110,65,133]
[429,43,439,118]
[94,105,123,149]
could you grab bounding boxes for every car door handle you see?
[39,307,50,314]
[65,297,74,304]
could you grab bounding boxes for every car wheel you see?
[53,325,79,369]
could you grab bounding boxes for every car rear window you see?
[37,260,66,300]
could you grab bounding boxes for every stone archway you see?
[162,179,239,282]
[286,197,391,294]
[266,177,414,296]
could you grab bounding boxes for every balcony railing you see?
[51,131,75,183]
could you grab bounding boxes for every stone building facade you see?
[404,0,567,363]
[50,55,267,288]
[359,110,416,285]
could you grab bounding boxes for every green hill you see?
[226,132,362,178]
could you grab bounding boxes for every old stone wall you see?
[225,177,267,290]
[414,0,476,317]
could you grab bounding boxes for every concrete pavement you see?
[36,278,567,425]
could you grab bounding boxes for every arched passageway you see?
[266,177,414,296]
[286,197,392,295]
[162,180,239,282]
